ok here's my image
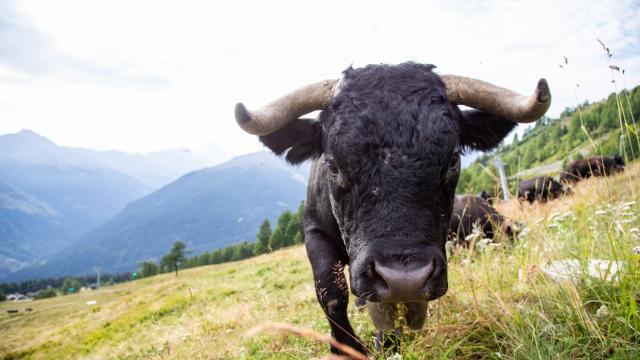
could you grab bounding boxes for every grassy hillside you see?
[1,164,639,359]
[457,86,640,194]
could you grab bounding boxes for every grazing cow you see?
[449,195,519,245]
[518,176,565,203]
[477,190,496,204]
[233,62,551,354]
[560,155,625,183]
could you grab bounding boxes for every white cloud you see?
[0,0,638,155]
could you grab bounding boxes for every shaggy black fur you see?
[258,62,517,355]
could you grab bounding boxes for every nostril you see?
[424,257,436,282]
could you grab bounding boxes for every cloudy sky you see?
[1,0,638,156]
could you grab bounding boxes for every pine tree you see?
[140,261,159,277]
[160,241,187,276]
[253,219,272,255]
[284,213,302,245]
[269,227,286,250]
[270,210,293,249]
[231,241,253,261]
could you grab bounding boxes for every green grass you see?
[1,164,639,359]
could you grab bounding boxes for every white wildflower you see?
[465,222,484,243]
[476,238,493,252]
[542,323,556,334]
[445,240,455,253]
[633,246,640,255]
[386,354,402,360]
[596,304,610,318]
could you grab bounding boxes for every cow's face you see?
[320,98,461,303]
[614,155,625,172]
[258,64,517,303]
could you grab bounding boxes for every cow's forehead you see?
[326,105,459,160]
[323,62,460,163]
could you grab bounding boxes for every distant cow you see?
[477,190,496,204]
[518,176,566,203]
[560,155,625,183]
[449,195,519,244]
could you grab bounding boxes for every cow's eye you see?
[450,152,460,170]
[324,159,350,191]
[324,159,339,175]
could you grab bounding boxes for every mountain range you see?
[6,151,308,280]
[0,130,231,278]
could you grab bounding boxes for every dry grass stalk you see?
[246,322,368,360]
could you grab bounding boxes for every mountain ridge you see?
[0,130,232,277]
[4,151,309,281]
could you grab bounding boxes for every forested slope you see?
[457,85,640,194]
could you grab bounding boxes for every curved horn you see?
[442,75,551,123]
[234,79,340,136]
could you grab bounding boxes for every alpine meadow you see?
[2,83,640,358]
[1,1,640,359]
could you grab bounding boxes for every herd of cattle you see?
[450,155,626,245]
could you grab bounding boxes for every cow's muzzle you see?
[368,254,447,303]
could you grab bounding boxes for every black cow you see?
[234,62,551,354]
[560,155,625,183]
[449,195,519,245]
[477,190,496,204]
[518,176,565,203]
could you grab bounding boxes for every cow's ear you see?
[459,110,517,152]
[259,118,323,165]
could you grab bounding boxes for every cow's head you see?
[614,155,625,172]
[477,190,495,205]
[234,62,551,303]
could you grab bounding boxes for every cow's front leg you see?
[305,232,366,355]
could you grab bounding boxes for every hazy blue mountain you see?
[0,131,155,276]
[0,182,66,276]
[0,130,230,277]
[7,152,309,280]
[71,144,230,189]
